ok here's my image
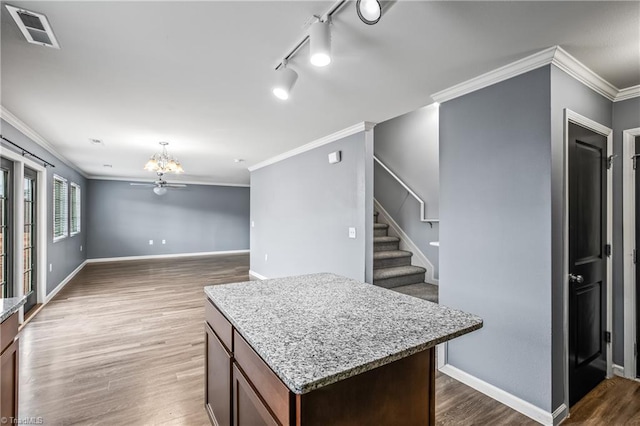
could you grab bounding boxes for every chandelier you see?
[144,142,184,174]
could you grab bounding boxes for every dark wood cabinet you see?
[205,322,232,426]
[232,364,278,426]
[0,312,19,421]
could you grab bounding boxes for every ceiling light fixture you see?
[273,60,299,100]
[356,0,382,25]
[309,19,331,67]
[153,186,168,196]
[144,142,184,174]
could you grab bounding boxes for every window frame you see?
[70,182,81,236]
[53,174,68,242]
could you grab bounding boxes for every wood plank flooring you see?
[17,255,639,425]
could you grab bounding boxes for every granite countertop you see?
[205,273,482,394]
[1,296,27,322]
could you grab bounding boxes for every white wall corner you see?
[0,105,89,178]
[612,364,625,378]
[439,364,559,426]
[248,121,376,172]
[248,270,268,280]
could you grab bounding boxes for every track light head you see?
[356,0,382,25]
[272,65,298,100]
[309,20,331,67]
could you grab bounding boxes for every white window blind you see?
[53,175,68,241]
[70,183,81,235]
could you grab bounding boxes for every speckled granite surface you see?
[0,296,26,322]
[205,273,482,394]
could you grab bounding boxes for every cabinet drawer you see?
[0,313,18,354]
[206,298,233,352]
[234,331,292,426]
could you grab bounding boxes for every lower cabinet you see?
[232,364,278,426]
[205,323,232,426]
[0,313,19,421]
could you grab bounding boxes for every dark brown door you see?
[636,136,640,379]
[23,168,37,314]
[0,158,12,298]
[568,122,608,406]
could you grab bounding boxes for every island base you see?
[295,347,435,425]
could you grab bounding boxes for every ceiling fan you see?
[130,172,186,195]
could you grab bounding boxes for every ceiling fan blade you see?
[165,184,187,188]
[130,183,155,187]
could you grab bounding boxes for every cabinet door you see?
[0,338,18,420]
[233,364,278,426]
[205,323,232,426]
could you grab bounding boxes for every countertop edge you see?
[0,296,27,323]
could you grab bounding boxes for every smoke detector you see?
[5,5,60,49]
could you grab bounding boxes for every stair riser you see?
[374,256,412,269]
[374,241,399,252]
[374,228,388,237]
[374,272,425,289]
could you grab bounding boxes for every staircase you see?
[373,211,438,303]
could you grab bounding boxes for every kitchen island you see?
[0,296,26,420]
[204,273,482,426]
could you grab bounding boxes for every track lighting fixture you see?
[272,61,298,100]
[309,20,331,67]
[356,0,382,25]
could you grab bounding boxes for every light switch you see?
[348,227,356,239]
[162,240,166,245]
[149,240,154,245]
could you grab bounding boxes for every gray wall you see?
[440,67,553,411]
[549,65,613,408]
[611,97,640,365]
[1,119,87,295]
[374,105,440,278]
[86,180,249,259]
[250,131,372,281]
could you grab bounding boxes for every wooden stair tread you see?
[373,265,426,280]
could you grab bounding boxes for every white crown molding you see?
[615,85,640,102]
[0,106,89,178]
[88,175,250,187]
[248,121,376,172]
[432,45,634,104]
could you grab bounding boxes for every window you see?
[53,175,68,241]
[70,183,81,235]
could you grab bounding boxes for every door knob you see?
[569,274,584,284]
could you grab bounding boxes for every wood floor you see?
[17,255,639,425]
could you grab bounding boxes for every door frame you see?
[0,147,48,322]
[622,127,640,380]
[563,109,613,409]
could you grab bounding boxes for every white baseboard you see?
[45,260,87,303]
[86,249,249,264]
[249,270,268,280]
[374,199,438,284]
[439,364,566,425]
[612,364,625,377]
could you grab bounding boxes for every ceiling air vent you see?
[5,5,60,49]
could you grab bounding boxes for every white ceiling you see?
[1,1,638,185]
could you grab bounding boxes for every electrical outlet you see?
[265,254,268,262]
[349,227,356,239]
[162,239,166,245]
[49,264,52,272]
[80,245,83,252]
[149,240,154,245]
[251,221,255,228]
